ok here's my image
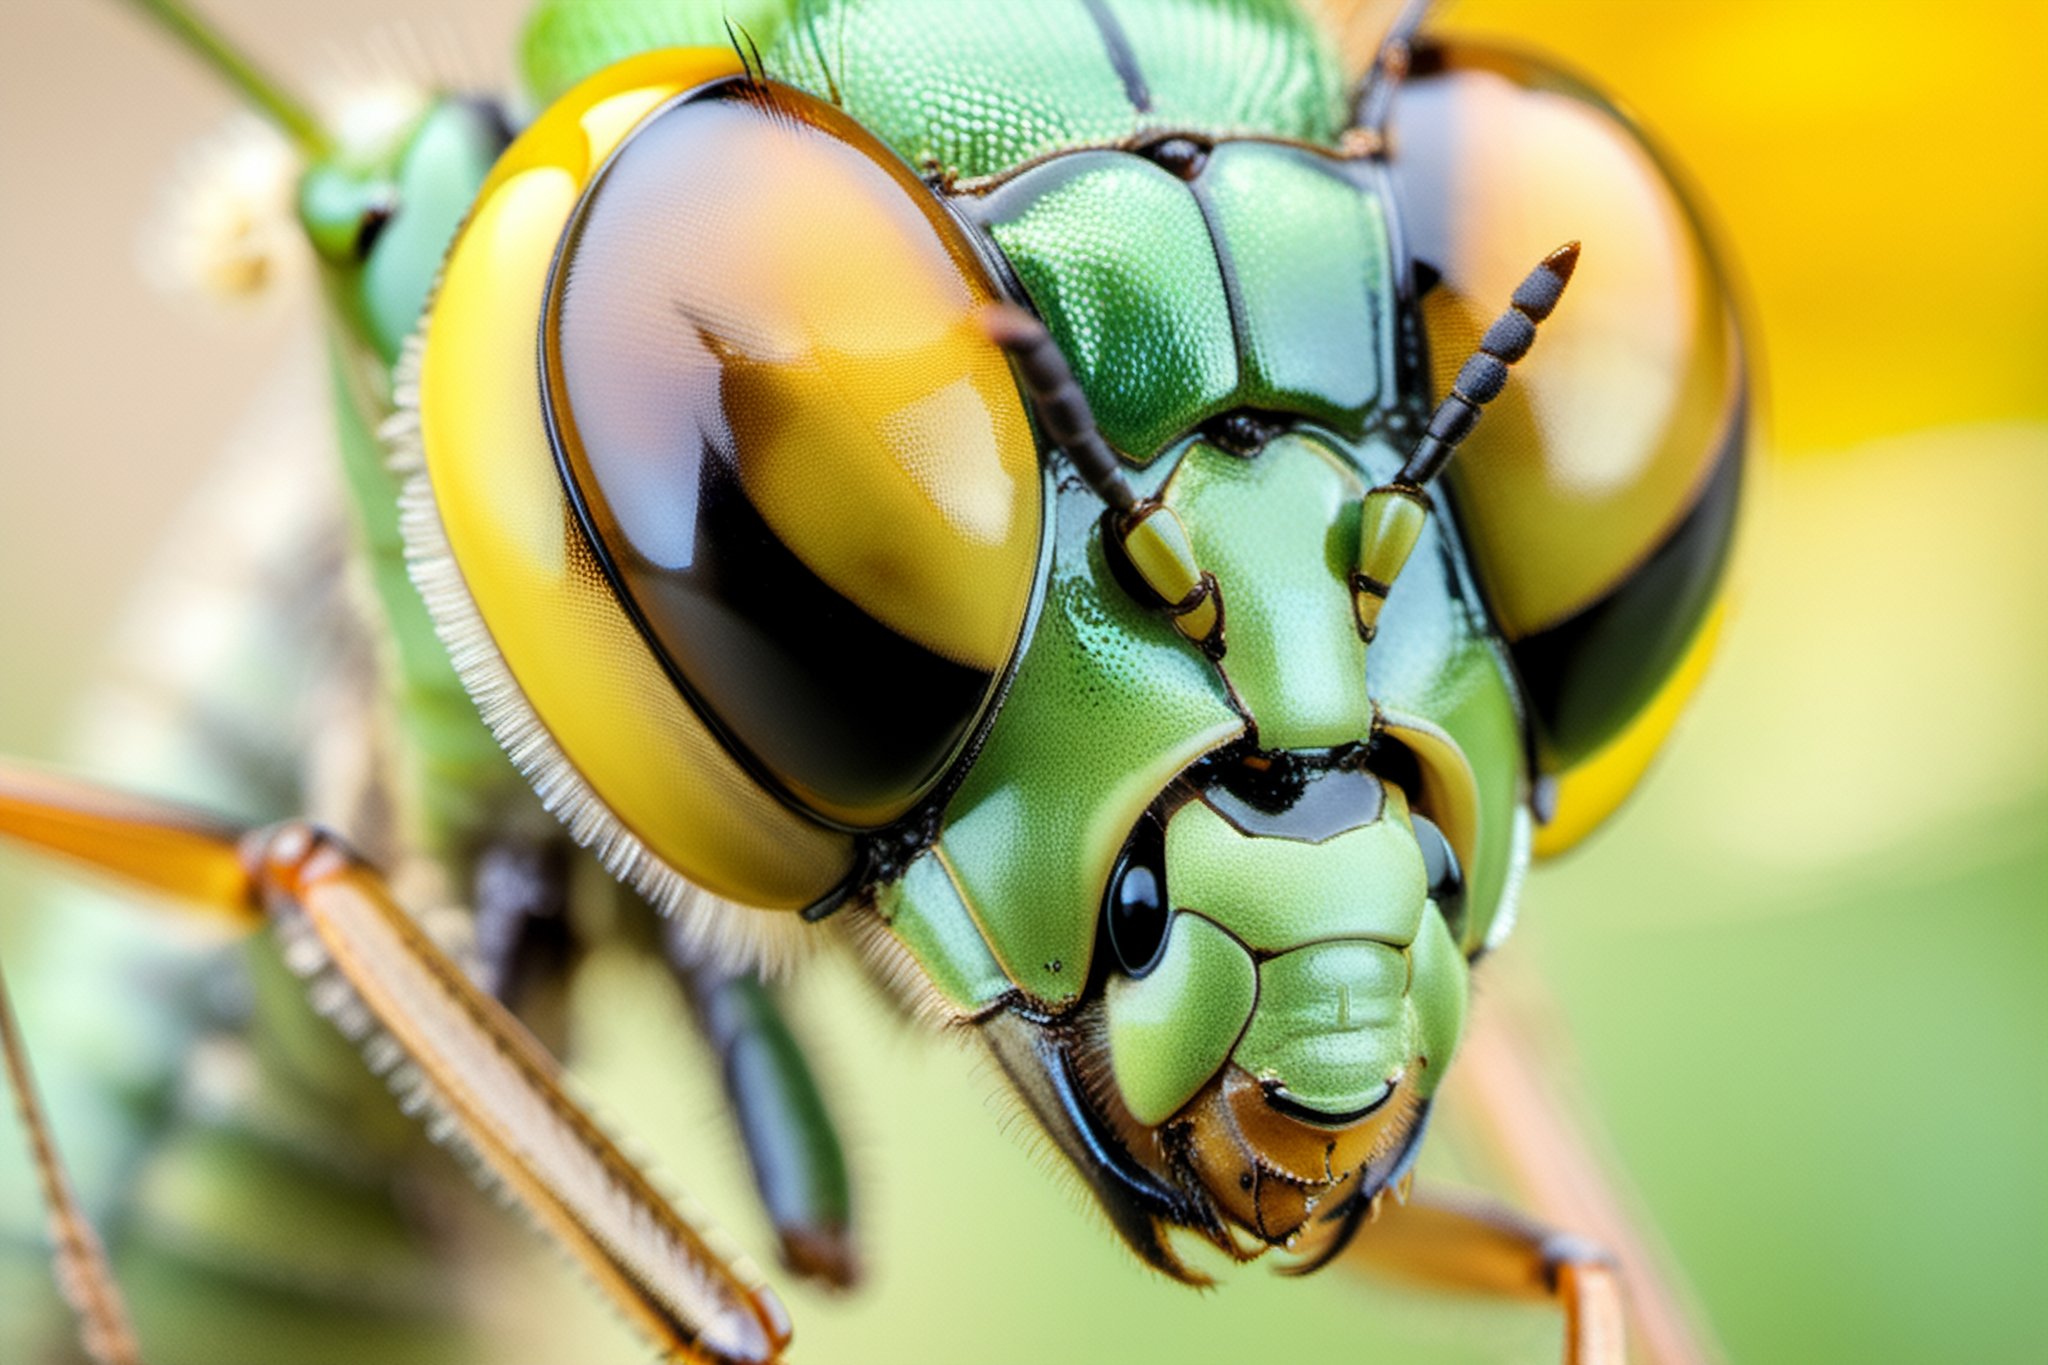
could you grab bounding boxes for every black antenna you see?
[1351,0,1433,143]
[1351,242,1580,644]
[980,304,1140,516]
[981,304,1224,654]
[1399,242,1580,489]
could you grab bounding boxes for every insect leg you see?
[0,764,258,922]
[0,760,793,1365]
[470,837,578,1055]
[665,929,860,1289]
[0,959,145,1365]
[1343,1189,1627,1365]
[1359,977,1723,1365]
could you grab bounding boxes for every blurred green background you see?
[1,2,2043,1363]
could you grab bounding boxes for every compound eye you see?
[1105,814,1171,978]
[544,80,1042,830]
[1388,44,1746,775]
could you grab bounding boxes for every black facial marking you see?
[1202,762,1385,844]
[1364,732,1424,802]
[1104,813,1170,977]
[1202,409,1284,457]
[1141,135,1210,181]
[1082,0,1154,112]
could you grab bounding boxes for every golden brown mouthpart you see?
[1166,1064,1423,1251]
[979,1004,1433,1283]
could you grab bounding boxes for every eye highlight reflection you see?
[1105,813,1171,977]
[542,79,1044,830]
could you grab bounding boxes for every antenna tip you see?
[1511,242,1582,321]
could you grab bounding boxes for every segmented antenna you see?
[1400,242,1581,488]
[979,303,1141,515]
[981,304,1224,654]
[1351,0,1433,144]
[1351,243,1580,643]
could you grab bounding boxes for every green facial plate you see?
[938,483,1243,1006]
[1104,913,1258,1126]
[1164,793,1426,953]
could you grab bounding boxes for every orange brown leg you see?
[1347,1189,1627,1365]
[1341,975,1722,1365]
[0,760,791,1365]
[0,960,143,1365]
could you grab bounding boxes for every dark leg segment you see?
[470,838,579,1060]
[470,839,573,1009]
[665,926,859,1289]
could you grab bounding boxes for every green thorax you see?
[972,142,1392,459]
[525,1,1348,180]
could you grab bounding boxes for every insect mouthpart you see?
[974,741,1466,1276]
[979,1005,1436,1279]
[1166,1065,1432,1263]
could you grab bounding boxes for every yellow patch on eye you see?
[639,106,1042,674]
[477,49,744,198]
[419,51,854,910]
[1533,600,1726,858]
[578,88,676,163]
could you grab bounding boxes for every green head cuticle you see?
[505,0,1497,1129]
[1105,781,1471,1129]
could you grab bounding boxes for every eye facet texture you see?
[545,81,1044,830]
[1389,43,1747,774]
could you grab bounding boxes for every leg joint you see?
[1539,1230,1617,1292]
[240,820,359,899]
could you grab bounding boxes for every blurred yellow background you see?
[1,2,2043,1363]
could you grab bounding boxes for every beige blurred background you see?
[0,0,519,743]
[3,3,2045,1364]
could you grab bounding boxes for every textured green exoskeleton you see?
[1,0,1746,1360]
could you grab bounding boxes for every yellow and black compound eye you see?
[541,77,1042,832]
[1385,42,1749,854]
[404,51,1043,929]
